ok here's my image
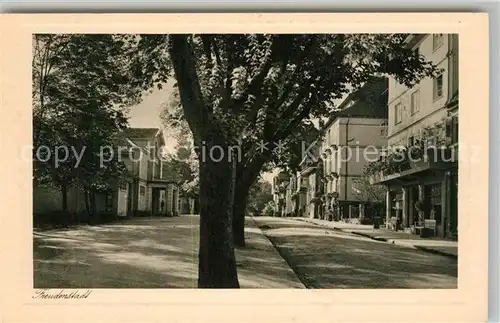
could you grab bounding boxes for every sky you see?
[127,80,178,153]
[127,81,276,183]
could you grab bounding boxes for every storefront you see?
[378,164,457,239]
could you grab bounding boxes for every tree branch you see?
[228,35,285,111]
[211,37,223,67]
[168,35,210,141]
[273,89,312,141]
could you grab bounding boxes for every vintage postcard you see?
[0,13,489,322]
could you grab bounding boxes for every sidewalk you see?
[293,217,457,259]
[237,217,305,288]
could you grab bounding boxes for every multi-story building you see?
[320,76,389,222]
[271,171,291,216]
[291,169,308,218]
[118,127,182,217]
[296,142,323,219]
[370,34,459,239]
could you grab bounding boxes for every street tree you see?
[32,34,168,220]
[162,33,438,287]
[247,180,273,216]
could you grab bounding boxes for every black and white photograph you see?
[30,32,462,290]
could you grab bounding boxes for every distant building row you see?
[272,34,458,239]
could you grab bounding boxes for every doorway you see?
[425,183,442,236]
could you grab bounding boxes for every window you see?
[119,182,127,191]
[105,192,113,212]
[140,185,146,196]
[425,128,436,147]
[394,103,403,125]
[380,121,388,137]
[433,34,444,51]
[408,135,415,147]
[410,90,420,115]
[433,74,444,100]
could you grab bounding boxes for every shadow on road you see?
[33,216,303,288]
[254,217,458,289]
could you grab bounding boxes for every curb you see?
[348,230,457,258]
[250,217,308,289]
[415,246,458,259]
[295,218,457,259]
[348,231,388,242]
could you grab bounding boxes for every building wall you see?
[124,151,142,177]
[138,153,149,180]
[33,185,107,215]
[285,185,293,215]
[388,34,450,145]
[137,180,148,211]
[382,34,458,238]
[163,183,174,215]
[116,184,129,217]
[322,117,387,202]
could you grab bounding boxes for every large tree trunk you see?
[197,135,239,288]
[168,35,239,288]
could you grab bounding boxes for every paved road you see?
[33,215,303,288]
[254,217,458,289]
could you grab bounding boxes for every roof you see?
[116,135,134,148]
[404,34,428,49]
[121,127,161,139]
[117,127,164,154]
[322,76,388,130]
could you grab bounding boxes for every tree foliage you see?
[32,34,164,215]
[157,33,439,253]
[352,176,386,204]
[157,34,438,179]
[247,180,273,215]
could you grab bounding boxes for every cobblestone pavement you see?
[254,216,457,289]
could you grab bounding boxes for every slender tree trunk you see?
[84,188,91,218]
[232,155,271,247]
[84,186,99,225]
[197,135,239,288]
[61,182,68,212]
[232,176,257,248]
[90,188,98,224]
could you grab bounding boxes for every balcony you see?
[330,172,339,179]
[326,192,339,198]
[369,147,456,185]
